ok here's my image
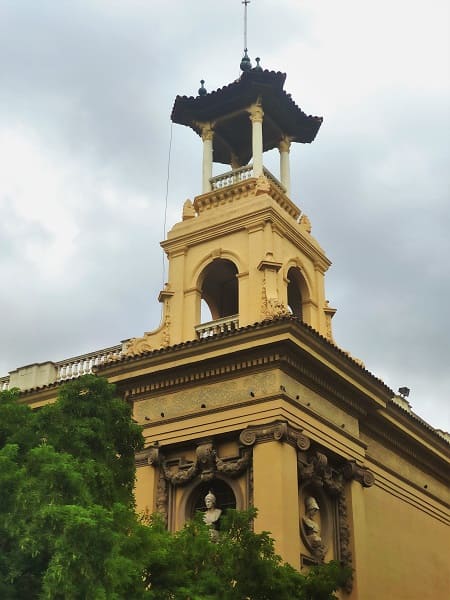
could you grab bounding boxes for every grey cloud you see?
[0,1,448,432]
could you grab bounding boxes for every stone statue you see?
[302,496,323,550]
[203,490,222,540]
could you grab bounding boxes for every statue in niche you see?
[203,490,222,541]
[302,496,324,557]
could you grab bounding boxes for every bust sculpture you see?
[203,490,222,540]
[302,496,322,548]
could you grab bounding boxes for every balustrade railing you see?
[56,345,123,381]
[195,315,239,339]
[0,344,124,392]
[210,165,285,194]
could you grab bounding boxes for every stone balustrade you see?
[209,165,285,194]
[56,345,123,381]
[195,315,239,339]
[0,344,123,392]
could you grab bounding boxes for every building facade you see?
[3,64,449,599]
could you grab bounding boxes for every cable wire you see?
[162,120,173,287]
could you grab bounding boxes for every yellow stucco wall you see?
[362,483,449,599]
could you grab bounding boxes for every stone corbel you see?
[342,461,375,488]
[135,445,160,468]
[196,440,216,482]
[239,420,310,450]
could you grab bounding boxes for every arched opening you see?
[287,267,304,319]
[201,298,213,323]
[188,479,236,520]
[200,259,238,320]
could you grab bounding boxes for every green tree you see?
[141,509,350,600]
[0,375,350,599]
[0,376,149,599]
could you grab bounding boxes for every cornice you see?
[162,193,330,272]
[193,177,300,219]
[361,418,450,488]
[99,318,392,406]
[366,454,450,519]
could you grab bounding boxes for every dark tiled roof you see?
[171,69,322,165]
[99,315,393,394]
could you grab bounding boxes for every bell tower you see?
[125,64,336,355]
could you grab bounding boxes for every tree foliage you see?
[0,375,350,599]
[140,509,350,600]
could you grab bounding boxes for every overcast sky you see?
[0,0,449,431]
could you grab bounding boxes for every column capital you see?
[239,420,310,450]
[279,137,291,153]
[248,103,264,123]
[201,123,214,141]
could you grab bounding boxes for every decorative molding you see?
[201,123,214,141]
[280,351,369,417]
[342,460,375,488]
[182,199,196,220]
[135,445,160,467]
[124,333,154,356]
[253,174,271,195]
[161,439,251,488]
[156,468,168,525]
[123,332,375,420]
[216,450,251,477]
[323,300,336,343]
[279,137,291,153]
[126,350,284,398]
[299,214,312,234]
[257,259,283,272]
[195,440,216,481]
[362,420,450,485]
[260,275,290,320]
[248,104,264,123]
[239,420,310,450]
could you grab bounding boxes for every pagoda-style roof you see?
[171,68,323,166]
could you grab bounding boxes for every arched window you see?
[287,266,304,319]
[188,479,236,519]
[200,259,238,320]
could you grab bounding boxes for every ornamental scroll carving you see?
[342,460,375,488]
[239,420,311,451]
[161,441,251,487]
[260,282,290,320]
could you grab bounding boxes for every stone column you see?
[134,447,160,517]
[279,137,291,196]
[201,124,214,193]
[249,104,264,177]
[253,440,300,567]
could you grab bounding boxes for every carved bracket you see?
[239,420,310,450]
[135,445,161,468]
[342,460,375,488]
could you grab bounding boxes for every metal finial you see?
[240,48,252,72]
[254,57,262,71]
[198,79,207,96]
